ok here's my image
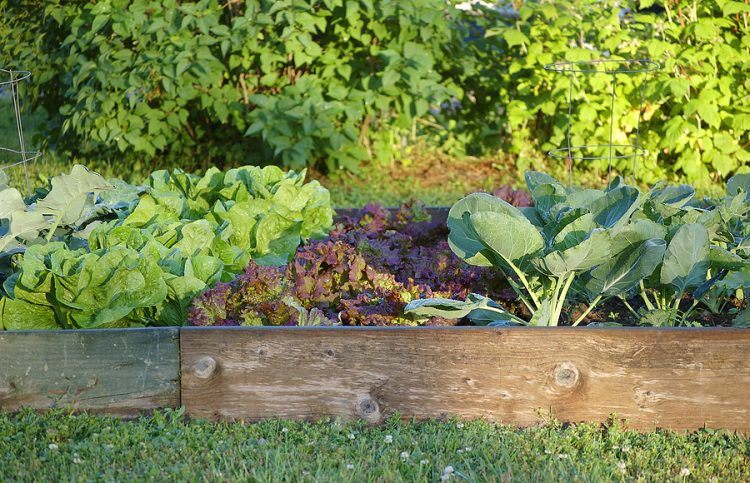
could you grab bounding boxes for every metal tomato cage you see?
[544,59,660,186]
[1,68,42,195]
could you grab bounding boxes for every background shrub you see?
[1,0,748,186]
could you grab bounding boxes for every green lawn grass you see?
[2,409,748,481]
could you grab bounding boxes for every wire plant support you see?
[1,68,42,196]
[543,59,660,186]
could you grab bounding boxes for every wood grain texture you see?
[0,328,179,416]
[181,326,750,431]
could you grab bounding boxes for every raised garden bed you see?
[2,166,750,432]
[2,325,749,432]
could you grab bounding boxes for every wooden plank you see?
[0,328,179,416]
[181,326,750,432]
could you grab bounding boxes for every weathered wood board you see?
[0,328,180,416]
[181,326,750,432]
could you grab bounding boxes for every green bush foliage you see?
[1,0,460,171]
[1,0,748,185]
[472,0,750,187]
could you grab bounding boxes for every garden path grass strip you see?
[2,409,749,481]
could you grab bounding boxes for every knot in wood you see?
[553,362,580,389]
[355,395,382,423]
[194,356,218,380]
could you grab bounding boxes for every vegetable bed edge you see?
[1,325,749,433]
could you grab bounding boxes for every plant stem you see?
[639,281,655,311]
[552,272,576,326]
[620,296,639,318]
[507,260,541,310]
[482,306,527,325]
[573,295,602,326]
[681,299,700,323]
[505,277,535,314]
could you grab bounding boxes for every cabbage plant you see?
[407,172,750,327]
[406,172,667,326]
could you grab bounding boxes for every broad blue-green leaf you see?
[469,210,545,270]
[732,307,750,327]
[716,266,750,292]
[660,223,709,296]
[404,293,510,324]
[0,211,48,252]
[531,183,566,220]
[538,229,612,276]
[583,238,666,298]
[525,171,563,192]
[528,298,553,326]
[550,212,596,251]
[447,193,526,267]
[588,186,641,228]
[609,219,667,254]
[649,183,695,208]
[709,246,748,271]
[726,173,750,200]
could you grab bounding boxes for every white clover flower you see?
[420,459,429,465]
[48,443,59,450]
[616,461,626,473]
[348,433,356,440]
[384,435,393,444]
[557,454,569,459]
[456,423,464,429]
[440,465,455,482]
[400,451,410,460]
[346,464,354,470]
[281,428,288,433]
[680,468,691,477]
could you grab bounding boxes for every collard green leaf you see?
[469,211,544,270]
[0,211,48,252]
[447,193,526,267]
[583,238,666,298]
[550,212,596,251]
[649,183,695,208]
[732,307,750,327]
[404,293,511,324]
[525,171,563,192]
[528,298,553,326]
[660,223,710,296]
[537,229,612,276]
[709,246,748,271]
[588,185,641,228]
[531,183,566,220]
[726,173,750,199]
